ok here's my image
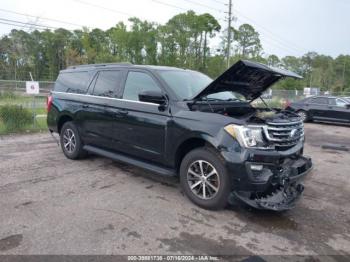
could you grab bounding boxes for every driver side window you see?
[123,71,161,101]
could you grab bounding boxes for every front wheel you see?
[297,110,309,122]
[180,147,231,210]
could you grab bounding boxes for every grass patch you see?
[0,117,48,135]
[0,104,48,135]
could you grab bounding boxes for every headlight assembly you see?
[224,124,271,149]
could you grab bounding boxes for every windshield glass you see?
[158,70,212,100]
[206,91,245,101]
[158,70,246,101]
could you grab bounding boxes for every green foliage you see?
[0,91,18,99]
[234,24,262,59]
[0,105,32,132]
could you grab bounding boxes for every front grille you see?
[264,120,304,150]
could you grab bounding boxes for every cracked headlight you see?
[224,124,269,149]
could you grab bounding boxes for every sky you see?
[0,0,349,58]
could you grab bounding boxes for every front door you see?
[114,70,170,164]
[327,98,350,123]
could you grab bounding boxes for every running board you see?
[83,145,175,177]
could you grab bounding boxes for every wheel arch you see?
[174,136,218,174]
[57,114,73,134]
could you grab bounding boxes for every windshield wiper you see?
[204,97,225,101]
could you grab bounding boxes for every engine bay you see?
[189,101,299,124]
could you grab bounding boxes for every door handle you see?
[82,104,90,109]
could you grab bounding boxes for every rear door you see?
[82,69,125,150]
[114,70,170,163]
[327,98,350,122]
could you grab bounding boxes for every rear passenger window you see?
[123,72,161,101]
[311,97,328,104]
[54,71,89,94]
[93,70,122,98]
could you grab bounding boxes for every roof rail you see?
[67,62,133,69]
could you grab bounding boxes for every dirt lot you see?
[0,123,349,258]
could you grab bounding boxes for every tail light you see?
[46,95,53,112]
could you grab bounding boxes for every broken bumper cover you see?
[235,183,305,211]
[234,156,313,211]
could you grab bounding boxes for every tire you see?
[180,147,231,210]
[297,110,309,123]
[60,121,87,160]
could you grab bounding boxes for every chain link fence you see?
[1,79,350,134]
[0,80,54,134]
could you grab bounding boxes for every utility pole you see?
[342,60,346,91]
[226,0,233,69]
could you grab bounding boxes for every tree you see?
[198,13,221,70]
[234,24,262,58]
[267,55,280,67]
[0,11,348,91]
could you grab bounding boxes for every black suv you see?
[47,60,312,211]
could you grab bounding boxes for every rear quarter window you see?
[54,71,90,94]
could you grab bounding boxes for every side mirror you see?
[138,90,167,106]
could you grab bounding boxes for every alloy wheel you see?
[297,111,307,122]
[63,128,76,153]
[187,160,220,200]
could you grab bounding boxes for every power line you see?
[209,0,226,5]
[0,8,88,28]
[152,0,225,21]
[0,18,58,30]
[232,8,307,53]
[152,0,188,12]
[174,0,305,54]
[72,0,136,17]
[0,21,37,30]
[181,0,225,13]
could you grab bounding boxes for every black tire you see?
[297,110,309,123]
[60,121,87,160]
[180,147,231,210]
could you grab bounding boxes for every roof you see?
[307,95,343,99]
[66,63,185,72]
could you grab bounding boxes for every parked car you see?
[286,96,350,123]
[47,60,312,211]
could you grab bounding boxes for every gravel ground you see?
[0,123,349,259]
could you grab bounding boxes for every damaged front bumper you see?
[222,141,313,211]
[235,182,306,211]
[235,156,312,211]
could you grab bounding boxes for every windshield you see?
[158,70,212,100]
[158,70,246,101]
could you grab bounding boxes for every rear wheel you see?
[180,147,231,210]
[60,121,87,160]
[297,110,309,122]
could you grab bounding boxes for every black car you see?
[47,60,312,211]
[287,96,350,123]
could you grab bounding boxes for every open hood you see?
[192,60,302,101]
